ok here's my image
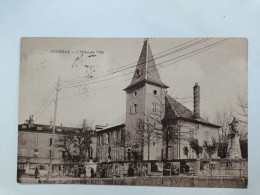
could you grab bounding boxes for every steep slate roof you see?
[164,94,220,128]
[124,40,168,92]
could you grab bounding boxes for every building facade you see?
[17,117,97,176]
[96,124,125,162]
[162,89,220,160]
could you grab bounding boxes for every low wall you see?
[36,176,247,188]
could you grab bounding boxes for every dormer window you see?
[153,90,157,95]
[37,126,43,131]
[135,68,142,78]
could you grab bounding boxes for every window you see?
[152,103,157,112]
[34,137,38,145]
[135,68,142,78]
[118,130,121,141]
[103,149,108,160]
[153,122,157,128]
[204,131,209,141]
[62,151,66,158]
[153,90,157,95]
[134,90,137,96]
[130,104,137,114]
[119,147,124,160]
[112,148,116,160]
[103,133,108,144]
[121,130,124,141]
[99,134,102,145]
[153,142,156,146]
[108,132,111,143]
[20,137,26,145]
[49,138,52,146]
[19,148,26,156]
[34,149,39,157]
[138,124,141,130]
[99,151,102,162]
[113,131,116,142]
[173,145,178,158]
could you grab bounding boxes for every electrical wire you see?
[60,38,230,99]
[60,38,211,86]
[60,38,229,90]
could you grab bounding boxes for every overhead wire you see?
[60,38,213,88]
[60,38,211,86]
[33,89,55,117]
[60,38,230,100]
[60,38,229,90]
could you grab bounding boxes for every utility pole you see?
[49,76,61,178]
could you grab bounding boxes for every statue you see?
[227,117,242,159]
[229,117,239,135]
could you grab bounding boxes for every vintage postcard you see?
[17,38,248,188]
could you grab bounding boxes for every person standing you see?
[91,168,94,178]
[128,165,134,177]
[83,166,86,178]
[59,165,62,176]
[35,166,39,179]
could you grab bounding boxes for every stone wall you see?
[34,176,247,188]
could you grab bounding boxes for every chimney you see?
[28,115,34,128]
[31,115,34,125]
[193,82,200,119]
[83,119,87,129]
[50,118,53,129]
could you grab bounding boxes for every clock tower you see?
[124,39,168,160]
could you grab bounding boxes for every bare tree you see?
[189,137,203,159]
[213,107,233,158]
[55,120,95,164]
[233,95,248,125]
[203,138,218,159]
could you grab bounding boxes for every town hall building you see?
[96,39,220,162]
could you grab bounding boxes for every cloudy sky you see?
[19,38,247,128]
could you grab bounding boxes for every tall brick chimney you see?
[193,82,200,119]
[50,117,53,129]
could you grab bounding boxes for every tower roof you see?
[124,39,168,92]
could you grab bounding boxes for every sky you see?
[19,38,247,128]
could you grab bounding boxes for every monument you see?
[227,117,242,158]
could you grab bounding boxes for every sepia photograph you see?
[17,38,248,188]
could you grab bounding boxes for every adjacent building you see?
[17,116,97,176]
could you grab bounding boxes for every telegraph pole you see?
[49,76,61,178]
